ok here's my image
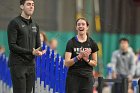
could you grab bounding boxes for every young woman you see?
[64,18,99,93]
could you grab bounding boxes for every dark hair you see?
[119,38,129,43]
[20,0,34,5]
[76,17,89,26]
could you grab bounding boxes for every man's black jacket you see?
[7,16,40,66]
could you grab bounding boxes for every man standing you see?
[111,38,135,93]
[7,0,45,93]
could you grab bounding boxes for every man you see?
[111,38,135,93]
[7,0,45,93]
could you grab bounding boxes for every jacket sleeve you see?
[7,20,32,55]
[129,53,136,76]
[35,24,41,49]
[111,51,117,73]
